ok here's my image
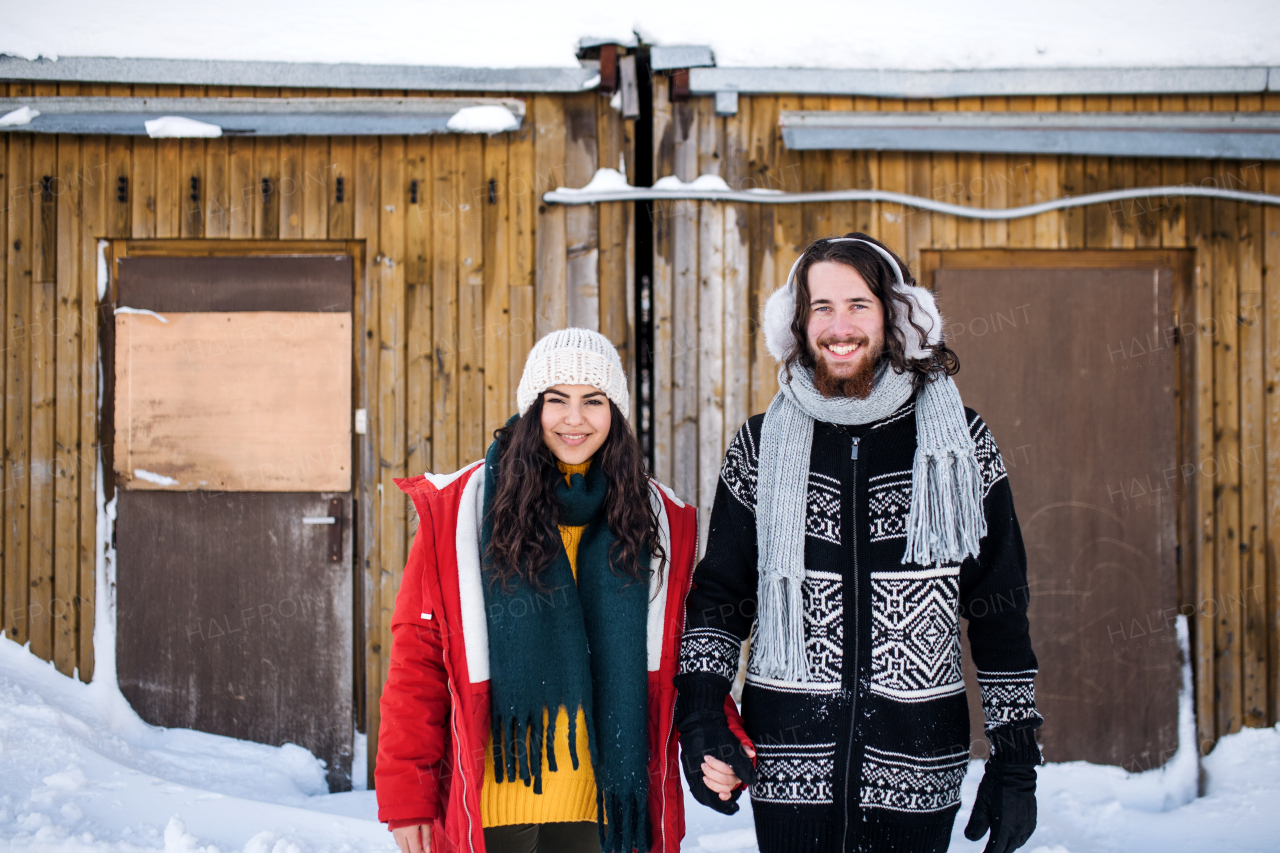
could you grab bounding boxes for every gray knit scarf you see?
[754,363,986,683]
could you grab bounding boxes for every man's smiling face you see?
[804,260,886,398]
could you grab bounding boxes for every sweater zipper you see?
[841,433,860,853]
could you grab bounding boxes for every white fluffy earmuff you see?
[761,238,944,363]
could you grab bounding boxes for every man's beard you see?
[812,335,884,399]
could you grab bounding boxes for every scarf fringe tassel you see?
[755,573,809,683]
[491,706,587,795]
[598,786,649,853]
[903,447,988,566]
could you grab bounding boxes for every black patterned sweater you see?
[676,397,1042,853]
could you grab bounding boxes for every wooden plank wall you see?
[649,82,1280,752]
[2,72,1275,769]
[0,81,634,785]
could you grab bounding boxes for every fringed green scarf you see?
[480,429,651,853]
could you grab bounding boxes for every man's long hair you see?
[785,233,959,389]
[485,393,666,590]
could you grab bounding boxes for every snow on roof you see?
[3,0,1278,71]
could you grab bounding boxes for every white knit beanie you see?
[516,328,630,419]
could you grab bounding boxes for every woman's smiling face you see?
[540,384,612,465]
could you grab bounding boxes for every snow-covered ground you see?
[0,635,1275,853]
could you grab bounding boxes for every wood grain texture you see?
[77,135,103,683]
[533,95,567,337]
[1264,151,1280,726]
[565,93,600,332]
[670,176,699,504]
[1212,186,1243,738]
[1237,152,1267,729]
[0,131,6,636]
[5,134,33,644]
[651,82,675,485]
[251,138,278,239]
[302,138,330,240]
[979,97,1009,249]
[53,135,82,676]
[202,138,228,239]
[697,200,724,542]
[130,138,157,240]
[1185,158,1218,749]
[377,136,408,718]
[155,140,181,239]
[483,134,511,441]
[279,137,303,239]
[28,135,57,662]
[456,135,486,465]
[350,134,380,787]
[431,134,459,473]
[507,110,537,403]
[405,137,433,481]
[179,140,205,238]
[225,138,252,239]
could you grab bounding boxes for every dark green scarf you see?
[480,428,651,853]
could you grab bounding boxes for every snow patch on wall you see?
[445,105,518,135]
[144,116,223,138]
[132,469,180,487]
[0,105,39,126]
[653,174,732,192]
[115,306,169,323]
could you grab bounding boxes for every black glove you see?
[964,760,1037,853]
[677,710,757,815]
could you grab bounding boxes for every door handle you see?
[326,499,343,563]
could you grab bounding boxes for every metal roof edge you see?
[0,55,597,92]
[690,66,1273,97]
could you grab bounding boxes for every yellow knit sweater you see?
[480,459,598,827]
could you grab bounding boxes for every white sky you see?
[2,0,1278,70]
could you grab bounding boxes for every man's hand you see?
[964,761,1037,853]
[678,710,758,815]
[700,747,757,799]
[392,824,431,853]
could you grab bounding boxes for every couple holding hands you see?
[376,234,1042,853]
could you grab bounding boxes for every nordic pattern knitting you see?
[755,364,984,683]
[517,328,630,418]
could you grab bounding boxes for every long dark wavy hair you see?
[485,393,666,591]
[786,232,959,389]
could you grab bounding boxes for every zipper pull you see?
[850,436,860,460]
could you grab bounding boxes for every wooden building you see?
[0,50,1277,787]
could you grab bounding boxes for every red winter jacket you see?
[376,461,726,853]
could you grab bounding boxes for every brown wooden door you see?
[111,255,356,791]
[936,264,1180,771]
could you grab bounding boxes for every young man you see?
[675,235,1042,853]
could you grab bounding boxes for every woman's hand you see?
[392,825,431,853]
[701,744,757,800]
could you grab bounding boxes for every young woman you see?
[376,329,703,853]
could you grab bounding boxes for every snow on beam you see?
[779,110,1280,160]
[0,96,525,136]
[542,168,1280,221]
[690,66,1272,98]
[0,55,596,93]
